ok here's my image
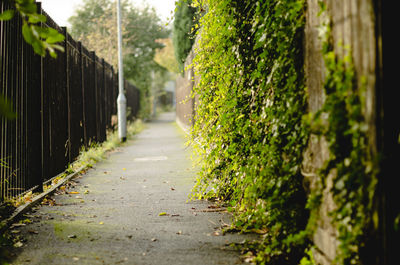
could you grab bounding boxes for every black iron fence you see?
[0,2,140,202]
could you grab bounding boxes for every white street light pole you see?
[117,0,127,142]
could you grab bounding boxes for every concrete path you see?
[9,112,253,265]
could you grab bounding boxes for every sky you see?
[38,0,176,27]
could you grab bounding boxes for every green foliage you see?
[190,0,378,264]
[172,0,198,72]
[299,248,315,265]
[309,9,378,264]
[190,0,309,263]
[69,0,169,119]
[0,0,65,58]
[68,0,112,38]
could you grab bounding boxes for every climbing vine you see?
[311,4,378,264]
[190,0,309,263]
[189,0,378,264]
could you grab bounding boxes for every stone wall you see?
[303,0,378,263]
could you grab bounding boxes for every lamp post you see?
[117,0,127,142]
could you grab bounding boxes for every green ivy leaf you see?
[46,30,65,44]
[15,1,37,15]
[22,23,34,44]
[28,13,46,23]
[0,9,15,21]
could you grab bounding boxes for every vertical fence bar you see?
[63,27,71,163]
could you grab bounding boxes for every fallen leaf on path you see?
[158,212,168,216]
[73,257,80,261]
[242,251,256,263]
[171,214,180,217]
[212,231,221,236]
[14,242,23,248]
[68,234,77,239]
[69,191,79,194]
[21,218,32,224]
[176,230,182,235]
[151,238,157,242]
[84,190,89,194]
[99,221,104,225]
[11,223,26,228]
[122,168,126,171]
[195,208,227,213]
[170,187,175,191]
[120,177,126,180]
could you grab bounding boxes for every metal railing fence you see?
[0,2,140,202]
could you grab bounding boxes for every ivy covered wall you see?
[175,0,388,264]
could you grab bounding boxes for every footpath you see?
[8,112,254,265]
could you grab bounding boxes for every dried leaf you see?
[158,212,168,216]
[11,223,26,228]
[69,191,79,194]
[14,241,23,248]
[212,231,220,236]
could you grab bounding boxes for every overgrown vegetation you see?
[307,4,378,264]
[172,0,198,72]
[190,1,309,263]
[190,0,378,264]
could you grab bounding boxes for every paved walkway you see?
[10,112,253,265]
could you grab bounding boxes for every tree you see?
[154,38,180,74]
[172,0,198,72]
[69,0,170,118]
